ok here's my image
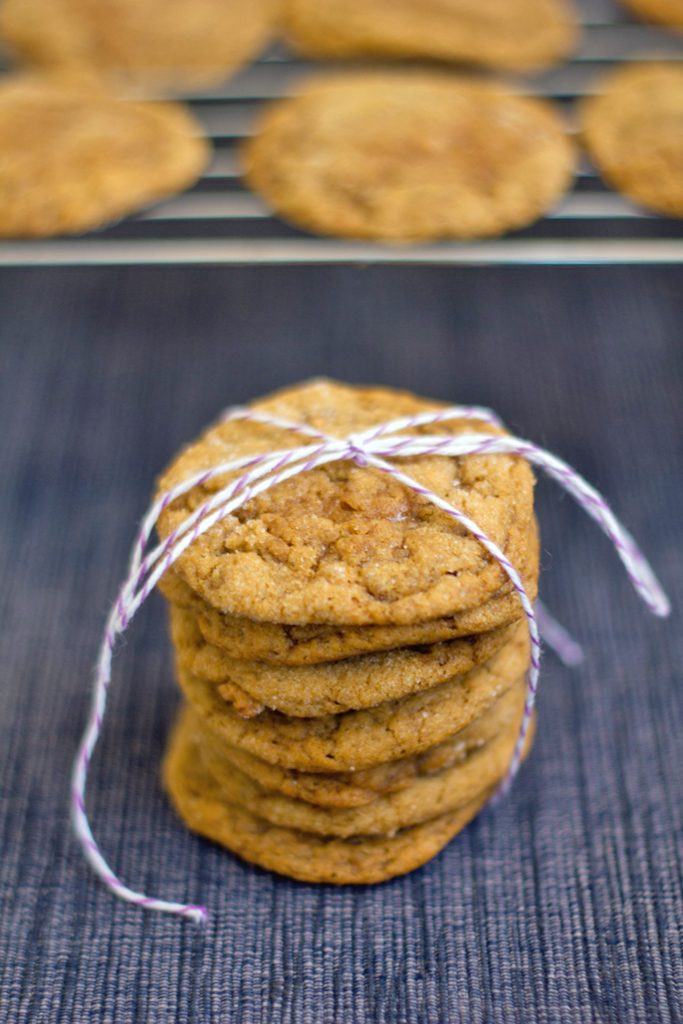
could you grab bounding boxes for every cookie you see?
[621,0,683,30]
[156,380,537,625]
[0,0,277,94]
[164,708,494,884]
[171,602,518,717]
[284,0,579,72]
[580,64,683,218]
[158,511,538,665]
[198,707,532,838]
[197,675,528,809]
[0,72,209,238]
[176,622,530,772]
[241,74,575,241]
[160,524,538,665]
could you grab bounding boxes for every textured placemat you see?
[0,265,681,1023]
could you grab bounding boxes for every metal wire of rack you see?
[0,1,682,266]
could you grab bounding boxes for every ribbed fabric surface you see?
[0,266,681,1024]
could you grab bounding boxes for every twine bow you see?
[71,404,670,924]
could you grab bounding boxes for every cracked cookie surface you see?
[160,520,538,663]
[156,379,536,625]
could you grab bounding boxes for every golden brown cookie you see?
[159,510,538,665]
[160,522,538,664]
[0,72,209,238]
[621,0,683,31]
[0,0,277,94]
[196,705,532,838]
[156,380,537,625]
[171,602,518,717]
[284,0,579,72]
[197,678,525,808]
[176,622,530,772]
[197,679,524,806]
[164,708,494,884]
[580,64,683,218]
[197,674,529,807]
[242,74,575,242]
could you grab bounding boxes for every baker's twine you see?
[71,404,670,924]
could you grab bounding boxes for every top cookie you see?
[0,72,209,238]
[156,380,535,627]
[242,72,575,242]
[0,0,277,94]
[284,0,579,71]
[580,64,683,218]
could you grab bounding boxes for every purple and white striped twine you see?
[71,404,670,924]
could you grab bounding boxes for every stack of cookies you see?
[160,380,539,884]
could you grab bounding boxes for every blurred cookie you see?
[0,72,209,237]
[242,73,575,241]
[284,0,579,71]
[0,0,277,93]
[621,0,683,30]
[581,64,683,218]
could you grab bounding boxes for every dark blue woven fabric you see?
[0,265,681,1024]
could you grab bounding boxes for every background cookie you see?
[284,0,579,71]
[156,380,536,624]
[242,73,575,242]
[0,72,209,238]
[621,0,683,30]
[0,0,278,93]
[580,64,683,218]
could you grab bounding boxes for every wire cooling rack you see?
[0,1,682,266]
